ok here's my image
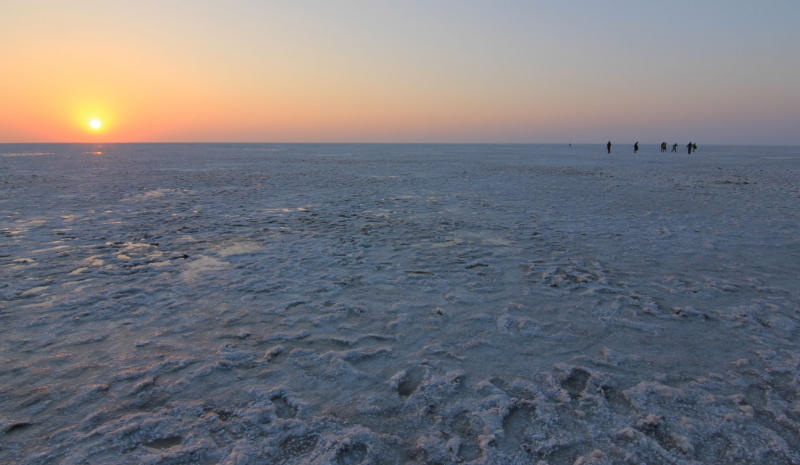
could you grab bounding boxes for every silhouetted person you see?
[607,141,612,154]
[687,142,693,154]
[671,143,678,152]
[634,142,639,153]
[692,143,697,153]
[661,142,667,152]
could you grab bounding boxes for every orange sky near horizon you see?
[2,31,582,143]
[2,1,799,145]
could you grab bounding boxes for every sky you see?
[1,1,799,144]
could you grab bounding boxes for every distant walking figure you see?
[634,142,639,153]
[687,142,693,154]
[661,142,667,152]
[607,141,612,154]
[671,143,678,152]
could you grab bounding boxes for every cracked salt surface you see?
[2,143,800,464]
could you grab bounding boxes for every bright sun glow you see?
[89,119,102,130]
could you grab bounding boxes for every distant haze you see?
[2,1,799,145]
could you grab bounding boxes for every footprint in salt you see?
[271,395,298,419]
[499,403,537,453]
[334,442,368,465]
[279,434,319,460]
[396,366,425,397]
[451,411,483,462]
[561,367,592,400]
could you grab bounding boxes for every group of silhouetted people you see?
[606,141,697,154]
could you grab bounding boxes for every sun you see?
[89,119,102,130]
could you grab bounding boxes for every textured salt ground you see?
[1,143,800,464]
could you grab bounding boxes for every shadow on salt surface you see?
[142,435,183,452]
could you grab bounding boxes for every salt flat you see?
[1,143,799,464]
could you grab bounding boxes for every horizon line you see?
[2,141,798,147]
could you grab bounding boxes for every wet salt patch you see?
[180,255,229,281]
[216,242,264,257]
[31,245,71,253]
[263,207,310,214]
[15,285,51,299]
[124,188,176,201]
